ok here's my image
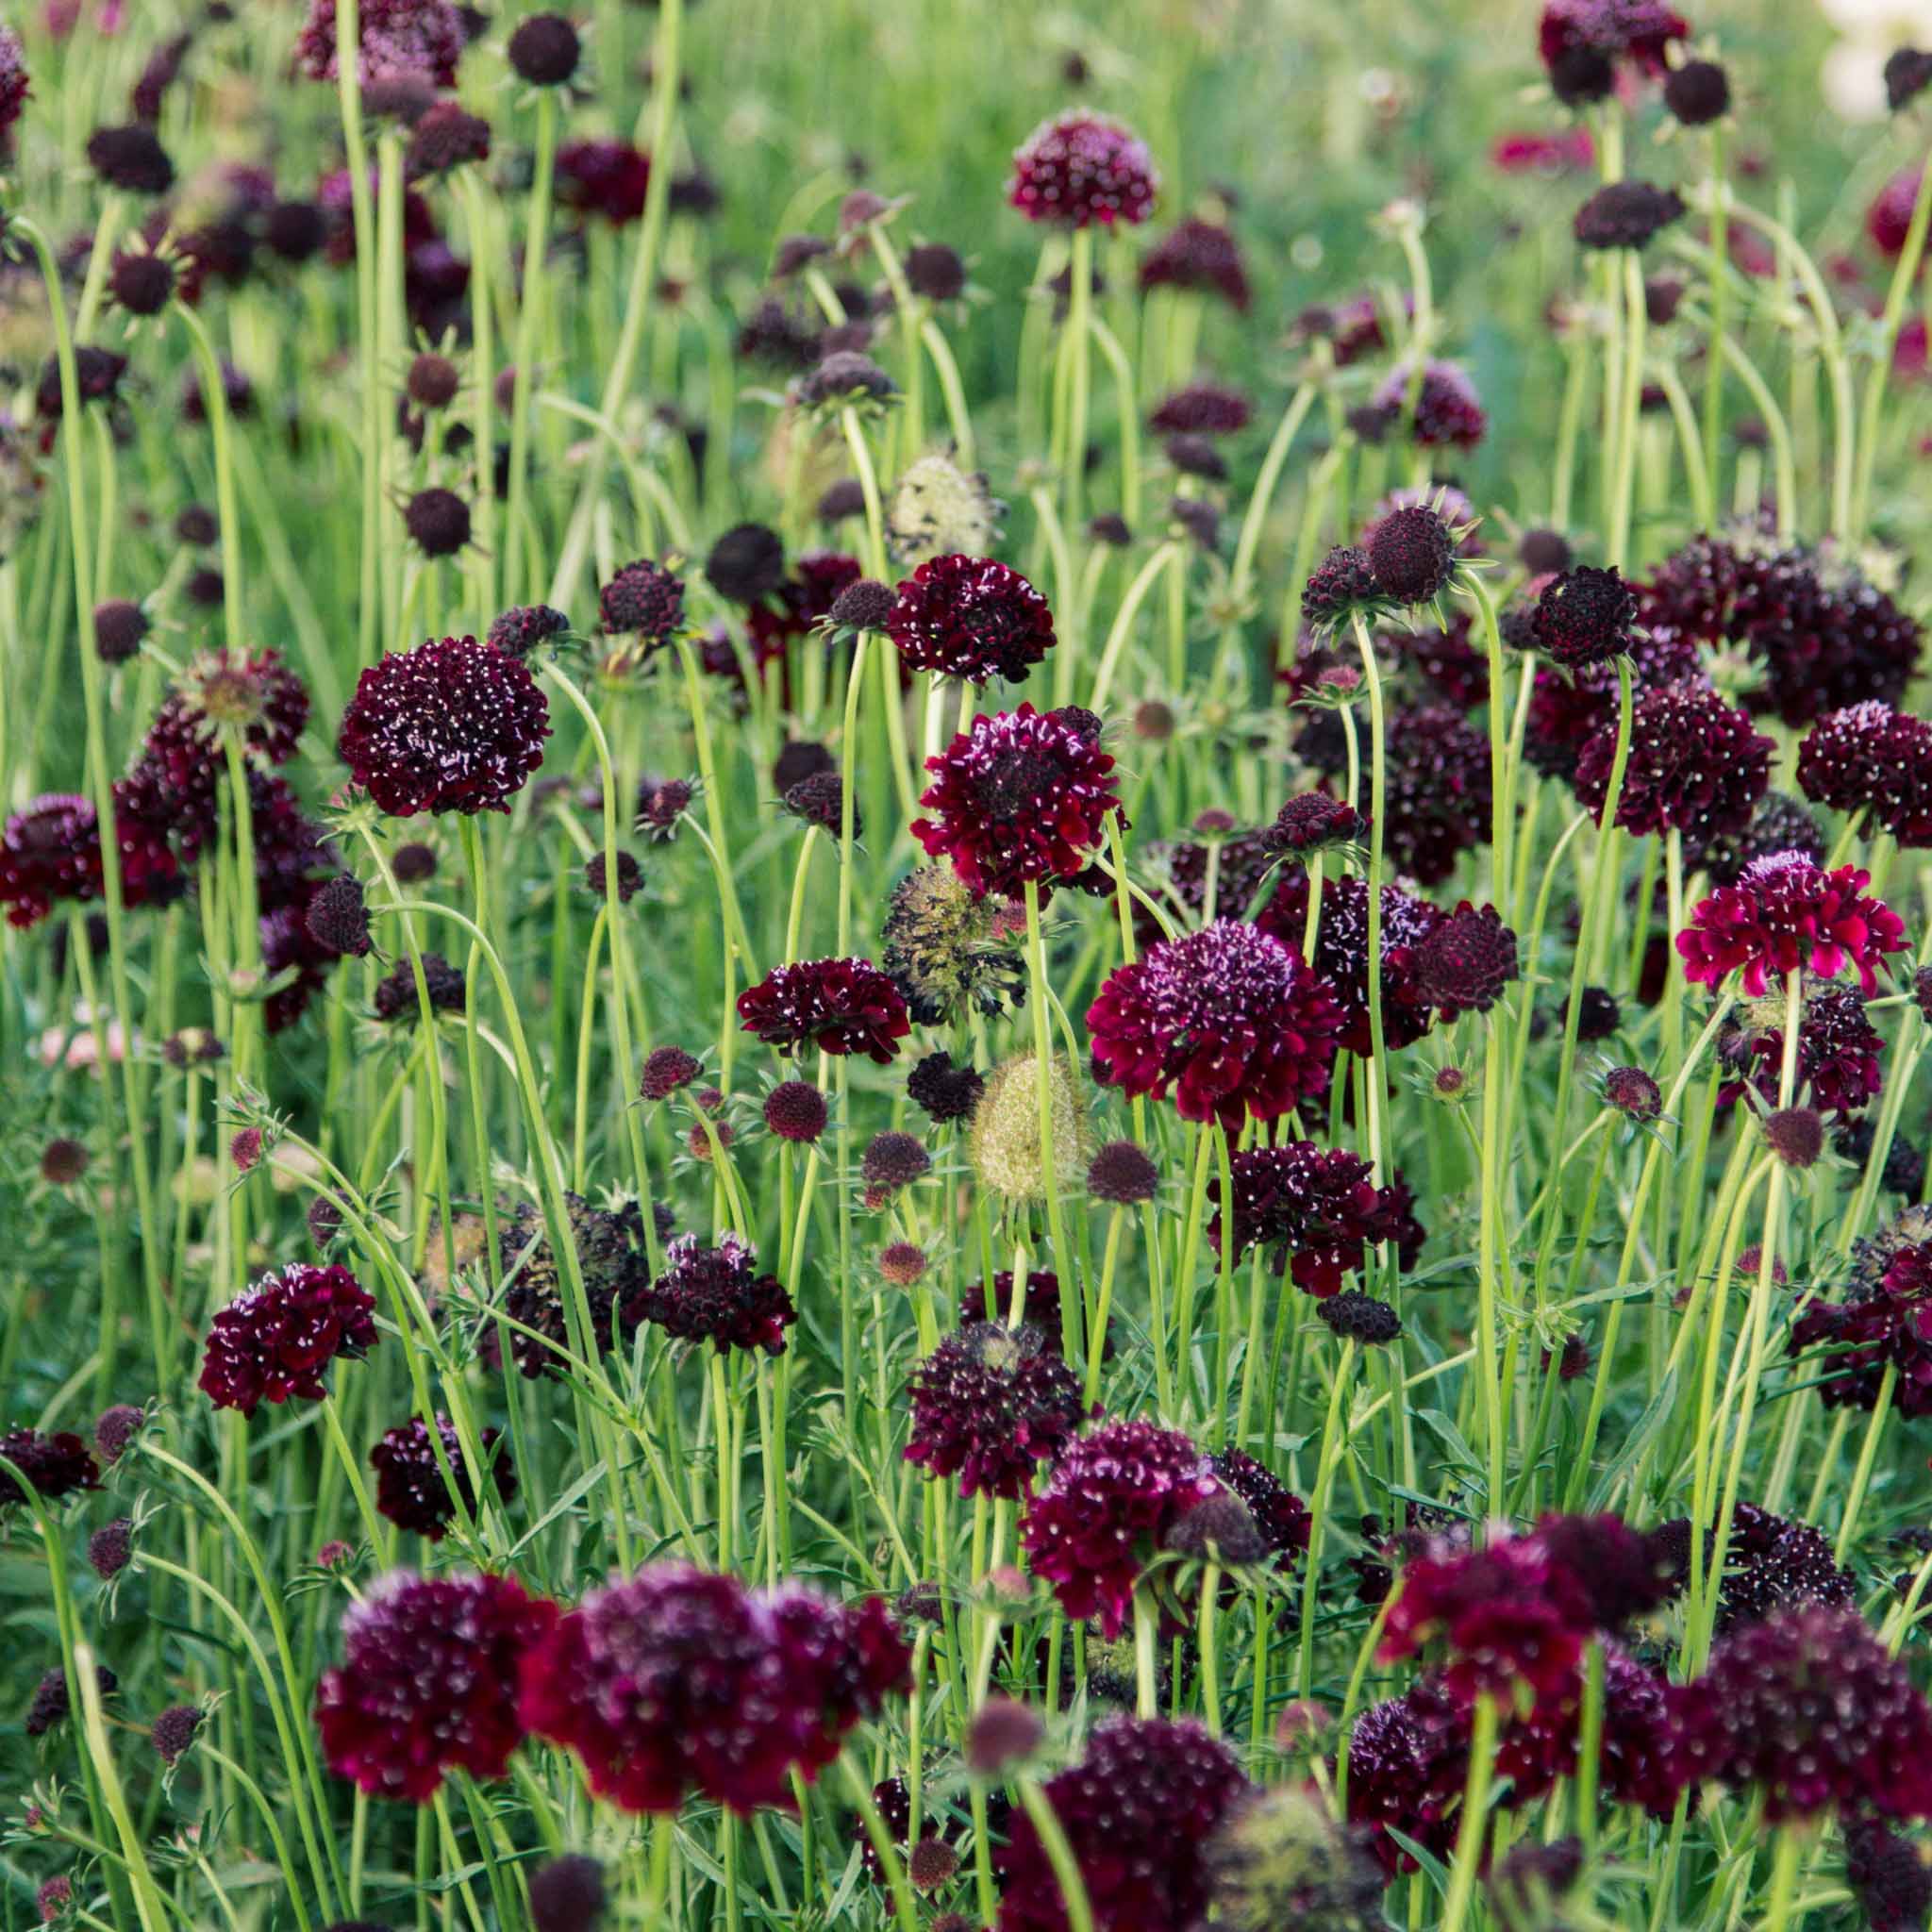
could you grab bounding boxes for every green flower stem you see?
[333,0,383,663]
[1013,1777,1096,1932]
[504,89,558,608]
[1439,1691,1499,1932]
[1833,1362,1896,1562]
[1023,878,1071,1314]
[1088,540,1181,713]
[1348,614,1391,1171]
[1701,125,1728,506]
[1058,226,1095,531]
[1298,1338,1354,1698]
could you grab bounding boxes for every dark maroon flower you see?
[584,849,642,903]
[2,795,104,929]
[1139,218,1249,308]
[1150,384,1250,436]
[316,1571,555,1802]
[705,523,786,605]
[506,11,579,84]
[1654,1503,1856,1631]
[1530,1512,1676,1633]
[886,555,1057,686]
[406,100,490,177]
[1208,1141,1424,1294]
[908,1050,985,1123]
[1088,919,1341,1131]
[1576,678,1772,843]
[738,957,910,1062]
[634,1233,796,1357]
[1673,1607,1932,1821]
[40,1138,88,1186]
[1300,545,1385,636]
[339,635,549,816]
[307,874,373,958]
[1413,902,1518,1020]
[1532,565,1639,666]
[107,246,175,317]
[296,0,462,82]
[1872,167,1928,257]
[637,776,693,838]
[1366,504,1457,606]
[87,123,175,194]
[198,1263,377,1415]
[782,771,849,836]
[152,1704,203,1765]
[486,606,571,659]
[1677,853,1907,997]
[1088,1139,1159,1206]
[1522,625,1706,783]
[1539,0,1686,98]
[373,951,466,1022]
[1720,981,1883,1121]
[1574,179,1686,250]
[914,704,1122,901]
[1764,1106,1827,1168]
[1365,703,1492,886]
[1205,1449,1309,1564]
[517,1563,909,1812]
[1664,58,1730,124]
[905,242,967,302]
[640,1045,702,1101]
[1791,1239,1932,1418]
[1020,1419,1222,1637]
[95,1406,144,1464]
[26,1663,115,1738]
[1848,1822,1932,1932]
[1008,112,1158,228]
[404,487,470,558]
[1344,1677,1471,1872]
[0,1427,101,1508]
[94,599,148,665]
[552,139,650,225]
[0,27,26,147]
[35,344,129,425]
[1889,48,1932,112]
[1372,362,1487,450]
[1319,1291,1401,1345]
[826,577,895,635]
[1798,701,1932,846]
[370,1416,517,1540]
[905,1323,1087,1500]
[763,1081,828,1142]
[998,1717,1247,1932]
[862,1130,930,1194]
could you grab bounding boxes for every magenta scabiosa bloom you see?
[632,1233,796,1356]
[1008,111,1158,228]
[1020,1420,1222,1637]
[370,1416,517,1540]
[1208,1141,1424,1295]
[905,1323,1087,1500]
[517,1563,910,1813]
[339,635,550,816]
[1087,919,1343,1130]
[1673,1607,1932,1821]
[737,957,911,1062]
[1798,701,1932,846]
[998,1718,1249,1932]
[1676,852,1907,997]
[1,794,105,928]
[198,1263,377,1415]
[913,703,1122,900]
[1575,679,1772,842]
[315,1571,556,1802]
[296,0,463,85]
[886,555,1057,686]
[0,1427,101,1508]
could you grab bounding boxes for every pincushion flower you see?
[199,1264,378,1415]
[1575,678,1773,843]
[0,1427,101,1508]
[1413,902,1519,1020]
[913,703,1122,900]
[315,1571,556,1801]
[295,0,464,85]
[1719,981,1884,1121]
[1138,217,1251,309]
[1790,1238,1932,1417]
[1208,1141,1425,1295]
[1008,112,1158,228]
[518,1563,909,1813]
[1371,361,1487,450]
[632,1233,797,1356]
[737,957,911,1062]
[1797,700,1932,845]
[904,1322,1087,1499]
[1675,852,1907,996]
[1020,1419,1222,1637]
[997,1718,1250,1932]
[370,1416,517,1540]
[886,555,1057,686]
[1087,919,1343,1130]
[338,634,550,816]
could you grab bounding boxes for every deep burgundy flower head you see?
[87,123,174,193]
[903,242,968,302]
[199,1263,378,1415]
[36,344,129,425]
[26,1662,115,1738]
[1533,565,1639,666]
[1021,1420,1222,1637]
[339,635,549,816]
[1641,530,1923,726]
[1413,902,1519,1020]
[483,606,571,663]
[1576,678,1772,843]
[94,598,149,665]
[517,1563,909,1812]
[553,138,650,224]
[152,1703,203,1765]
[1008,111,1158,228]
[404,487,470,558]
[1149,383,1251,438]
[584,849,642,904]
[1088,1138,1159,1206]
[1664,57,1730,124]
[1767,1105,1828,1169]
[95,1405,144,1465]
[373,950,466,1022]
[905,1322,1087,1500]
[1848,1822,1932,1932]
[1088,919,1341,1130]
[1320,1291,1402,1345]
[1372,361,1487,450]
[908,1049,986,1124]
[507,12,580,84]
[634,1233,796,1357]
[1208,1140,1424,1294]
[862,1130,930,1192]
[794,351,897,409]
[1720,980,1883,1122]
[637,776,693,838]
[914,704,1122,900]
[1654,1503,1855,1632]
[1370,703,1492,886]
[2,794,103,928]
[297,0,463,82]
[763,1079,829,1143]
[1797,701,1932,846]
[1888,47,1932,113]
[1205,1448,1309,1564]
[405,100,491,177]
[1791,1238,1932,1418]
[305,874,372,958]
[0,26,26,143]
[1673,1607,1932,1822]
[525,1856,605,1932]
[1539,0,1686,94]
[1344,1677,1472,1871]
[1381,1535,1593,1705]
[370,1415,517,1540]
[1531,1512,1676,1633]
[1263,795,1363,860]
[706,523,787,604]
[886,555,1057,686]
[489,1193,653,1379]
[107,246,175,317]
[998,1717,1248,1932]
[640,1044,701,1101]
[1139,218,1249,308]
[315,1571,555,1801]
[737,956,910,1062]
[782,771,849,836]
[1677,852,1907,997]
[1300,545,1385,636]
[1365,505,1457,606]
[0,1427,101,1508]
[1574,178,1686,250]
[1257,870,1445,1056]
